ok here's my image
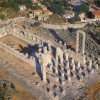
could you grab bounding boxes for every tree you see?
[51,4,65,16]
[42,0,68,16]
[44,2,51,7]
[68,17,75,24]
[77,4,89,14]
[86,11,95,19]
[0,0,33,12]
[0,14,5,20]
[32,5,41,10]
[12,3,19,11]
[75,13,81,21]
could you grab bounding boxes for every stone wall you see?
[0,42,36,68]
[40,22,86,29]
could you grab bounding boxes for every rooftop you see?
[33,9,42,13]
[92,10,100,15]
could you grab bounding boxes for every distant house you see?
[43,10,53,15]
[38,14,49,21]
[63,11,75,19]
[27,4,53,21]
[92,10,100,20]
[19,5,27,12]
[33,9,43,19]
[79,13,86,22]
[79,10,100,22]
[71,0,80,4]
[29,13,34,19]
[40,5,47,11]
[32,0,40,4]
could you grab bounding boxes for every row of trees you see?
[76,4,89,14]
[42,0,71,16]
[68,13,81,24]
[0,0,32,11]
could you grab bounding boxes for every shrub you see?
[0,14,5,20]
[68,17,75,24]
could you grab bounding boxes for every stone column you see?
[77,62,80,69]
[67,61,70,68]
[55,68,58,74]
[88,59,92,69]
[50,63,53,71]
[56,47,62,59]
[71,58,74,65]
[83,55,86,64]
[82,34,86,54]
[43,46,48,53]
[60,55,63,64]
[61,73,65,79]
[72,64,75,71]
[56,55,58,62]
[42,61,46,82]
[67,69,70,76]
[68,76,71,82]
[95,64,98,69]
[65,53,68,61]
[48,43,51,51]
[55,60,58,68]
[76,32,79,53]
[79,68,82,73]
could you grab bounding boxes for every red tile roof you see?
[92,10,100,15]
[28,8,33,12]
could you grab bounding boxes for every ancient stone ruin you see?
[0,17,99,100]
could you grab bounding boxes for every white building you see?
[19,5,27,12]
